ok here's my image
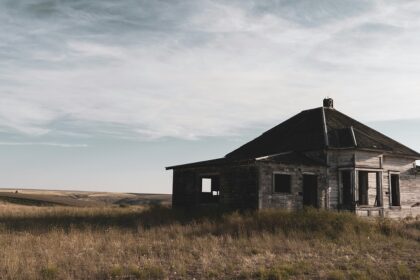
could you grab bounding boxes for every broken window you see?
[201,178,212,193]
[273,174,291,193]
[200,176,220,203]
[390,174,400,206]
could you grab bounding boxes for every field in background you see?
[0,188,171,207]
[0,191,418,279]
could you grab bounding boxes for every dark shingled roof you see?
[226,108,325,159]
[166,105,420,170]
[226,107,420,159]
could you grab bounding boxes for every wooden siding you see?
[356,152,382,169]
[172,169,197,208]
[327,150,355,209]
[220,165,259,209]
[258,162,327,210]
[329,150,355,168]
[171,151,419,219]
[367,172,378,206]
[382,156,420,218]
[328,150,383,169]
[327,150,420,218]
[172,164,258,210]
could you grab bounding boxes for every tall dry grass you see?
[0,204,418,279]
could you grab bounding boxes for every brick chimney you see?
[323,98,334,109]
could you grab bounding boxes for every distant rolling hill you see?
[0,189,171,207]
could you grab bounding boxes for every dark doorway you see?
[303,175,318,208]
[358,171,369,205]
[390,174,400,206]
[341,171,352,209]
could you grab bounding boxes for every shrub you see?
[377,219,394,236]
[137,265,165,280]
[40,265,58,280]
[119,203,130,208]
[255,267,281,280]
[347,270,370,280]
[389,264,414,280]
[109,266,123,278]
[254,263,309,280]
[326,270,346,280]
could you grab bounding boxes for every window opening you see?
[390,174,400,206]
[273,174,291,193]
[200,176,220,203]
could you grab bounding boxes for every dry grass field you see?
[0,189,171,207]
[0,191,418,279]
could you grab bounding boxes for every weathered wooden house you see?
[166,99,420,218]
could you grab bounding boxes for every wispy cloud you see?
[1,0,420,140]
[0,142,88,148]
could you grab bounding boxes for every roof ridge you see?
[321,107,329,147]
[349,126,357,147]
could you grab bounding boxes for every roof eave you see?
[166,158,257,170]
[326,147,420,159]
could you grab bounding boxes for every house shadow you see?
[0,205,229,233]
[2,206,418,243]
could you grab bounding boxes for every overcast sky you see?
[1,0,420,193]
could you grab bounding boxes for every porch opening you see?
[357,171,381,207]
[390,174,400,206]
[303,175,318,208]
[200,176,220,204]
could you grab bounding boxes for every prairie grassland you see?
[0,204,419,280]
[0,190,171,207]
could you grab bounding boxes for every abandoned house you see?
[166,99,420,218]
